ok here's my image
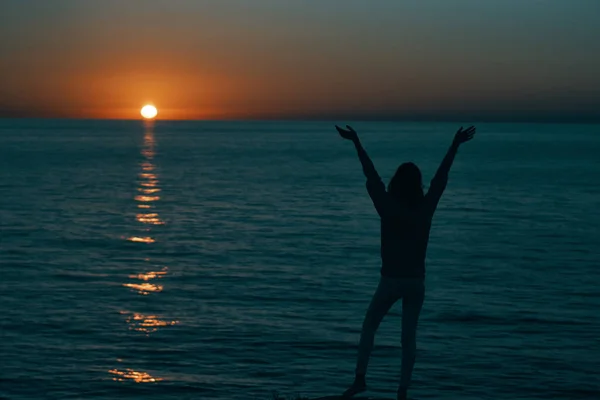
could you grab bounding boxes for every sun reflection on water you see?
[139,188,161,194]
[136,213,164,225]
[123,282,163,295]
[120,310,179,333]
[135,195,160,202]
[123,266,169,294]
[133,146,164,224]
[129,268,168,281]
[113,124,177,382]
[109,368,162,383]
[126,236,155,243]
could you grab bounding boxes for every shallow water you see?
[1,119,599,400]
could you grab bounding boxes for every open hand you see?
[453,126,476,145]
[335,125,359,141]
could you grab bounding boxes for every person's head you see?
[387,162,424,207]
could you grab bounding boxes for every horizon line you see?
[1,115,600,124]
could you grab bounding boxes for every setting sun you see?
[141,105,158,119]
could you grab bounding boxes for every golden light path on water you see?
[119,310,179,333]
[127,127,164,240]
[112,122,177,383]
[122,282,163,295]
[109,368,163,383]
[127,236,155,244]
[125,128,164,245]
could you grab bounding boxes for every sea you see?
[0,119,599,400]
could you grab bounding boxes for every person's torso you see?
[379,207,433,278]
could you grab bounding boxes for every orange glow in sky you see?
[2,2,600,121]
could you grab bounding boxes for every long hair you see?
[387,162,424,208]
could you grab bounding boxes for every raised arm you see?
[336,125,382,182]
[336,125,392,217]
[426,126,476,209]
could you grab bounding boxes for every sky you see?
[1,0,599,121]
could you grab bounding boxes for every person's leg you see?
[398,280,425,400]
[343,277,399,397]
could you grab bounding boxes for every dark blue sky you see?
[1,0,599,120]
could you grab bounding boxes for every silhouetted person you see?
[336,124,476,400]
